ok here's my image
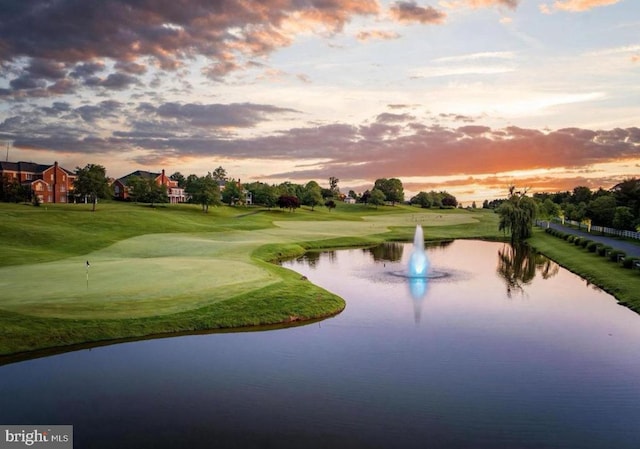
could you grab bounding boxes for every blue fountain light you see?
[408,225,430,278]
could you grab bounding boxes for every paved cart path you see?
[543,222,640,258]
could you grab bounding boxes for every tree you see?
[247,182,278,208]
[170,172,186,188]
[586,195,616,227]
[325,199,336,211]
[538,198,560,227]
[302,181,323,210]
[329,176,340,197]
[348,190,357,200]
[74,164,110,211]
[571,186,592,205]
[410,192,431,208]
[185,174,220,212]
[613,206,635,230]
[277,194,300,212]
[211,166,227,182]
[374,178,404,205]
[127,176,168,206]
[360,190,371,205]
[612,178,640,224]
[222,179,243,205]
[497,187,537,244]
[1,175,30,203]
[369,188,386,209]
[440,192,458,208]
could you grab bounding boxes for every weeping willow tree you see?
[498,187,538,244]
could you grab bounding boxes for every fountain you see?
[407,225,430,320]
[408,225,430,278]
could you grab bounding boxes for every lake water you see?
[2,240,640,448]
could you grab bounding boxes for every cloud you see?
[0,0,379,87]
[356,30,401,41]
[152,102,299,128]
[441,0,519,9]
[389,2,446,24]
[3,97,638,191]
[540,0,621,13]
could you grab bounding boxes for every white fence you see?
[541,219,640,241]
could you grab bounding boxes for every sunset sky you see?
[1,0,638,203]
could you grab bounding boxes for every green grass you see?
[0,201,502,357]
[528,227,640,311]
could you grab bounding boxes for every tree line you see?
[489,179,640,234]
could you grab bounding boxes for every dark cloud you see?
[153,102,299,128]
[70,61,106,79]
[0,0,378,85]
[26,58,67,80]
[376,112,415,123]
[75,100,124,122]
[114,61,147,75]
[389,2,446,24]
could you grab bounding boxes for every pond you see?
[2,240,640,448]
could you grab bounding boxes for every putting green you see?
[0,211,468,320]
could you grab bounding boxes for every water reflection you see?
[497,244,560,297]
[366,242,404,262]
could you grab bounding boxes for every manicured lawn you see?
[0,202,502,357]
[528,227,640,312]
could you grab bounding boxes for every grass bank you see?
[528,227,640,311]
[0,202,502,359]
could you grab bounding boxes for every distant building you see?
[112,169,185,204]
[344,197,356,204]
[0,161,75,203]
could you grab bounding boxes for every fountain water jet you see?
[408,225,430,278]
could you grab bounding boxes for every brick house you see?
[0,161,76,203]
[112,169,185,204]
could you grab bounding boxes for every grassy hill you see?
[0,201,502,359]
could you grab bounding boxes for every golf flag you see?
[86,260,90,268]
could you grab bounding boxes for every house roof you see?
[116,170,161,185]
[0,161,75,176]
[0,161,50,173]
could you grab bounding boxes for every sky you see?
[0,0,639,204]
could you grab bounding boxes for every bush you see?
[622,257,640,269]
[567,235,575,242]
[573,237,583,246]
[563,234,571,241]
[609,249,626,262]
[587,241,598,252]
[580,239,592,248]
[598,245,612,257]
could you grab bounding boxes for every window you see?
[26,173,33,180]
[36,183,43,191]
[61,186,66,193]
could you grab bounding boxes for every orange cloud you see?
[541,0,620,13]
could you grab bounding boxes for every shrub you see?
[563,234,571,241]
[567,235,575,242]
[609,249,626,263]
[573,237,583,246]
[580,239,592,248]
[586,241,598,252]
[598,245,612,257]
[622,257,639,269]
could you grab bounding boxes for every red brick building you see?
[0,161,76,203]
[112,169,185,204]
